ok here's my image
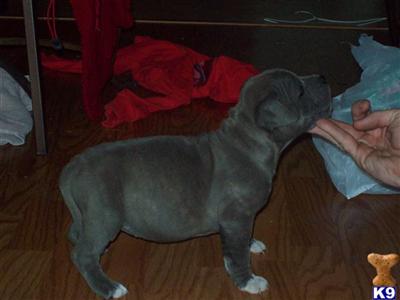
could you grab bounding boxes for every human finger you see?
[354,110,395,131]
[325,119,365,140]
[308,125,328,138]
[351,99,370,122]
[314,119,360,156]
[308,123,342,147]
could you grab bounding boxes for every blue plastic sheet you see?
[313,34,400,199]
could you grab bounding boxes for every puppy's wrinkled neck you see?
[211,110,281,165]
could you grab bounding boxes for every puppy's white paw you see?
[250,239,266,254]
[112,283,128,298]
[240,275,268,294]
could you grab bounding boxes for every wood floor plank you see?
[8,189,69,251]
[0,213,20,251]
[0,250,51,300]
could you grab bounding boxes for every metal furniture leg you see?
[22,0,47,154]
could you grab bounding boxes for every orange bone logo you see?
[368,253,400,287]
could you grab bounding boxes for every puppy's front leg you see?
[220,218,268,294]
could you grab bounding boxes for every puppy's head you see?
[236,69,331,147]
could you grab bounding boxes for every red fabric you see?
[69,0,133,120]
[42,36,258,127]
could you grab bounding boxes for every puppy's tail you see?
[59,160,83,244]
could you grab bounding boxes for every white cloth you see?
[0,67,32,146]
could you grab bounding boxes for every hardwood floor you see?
[0,19,399,300]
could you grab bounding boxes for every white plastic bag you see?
[0,67,33,146]
[313,34,400,199]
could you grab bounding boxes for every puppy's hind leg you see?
[71,215,127,299]
[68,222,80,245]
[220,219,268,294]
[60,181,84,246]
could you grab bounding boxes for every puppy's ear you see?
[255,91,299,131]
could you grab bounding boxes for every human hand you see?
[309,100,400,188]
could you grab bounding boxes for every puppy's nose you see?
[319,75,327,84]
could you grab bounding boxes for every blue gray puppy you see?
[59,69,331,299]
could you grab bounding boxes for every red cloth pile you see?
[42,2,258,127]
